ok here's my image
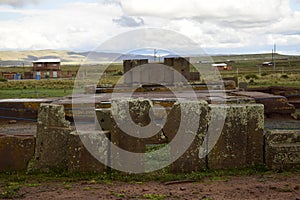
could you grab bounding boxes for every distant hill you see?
[0,50,299,66]
[0,50,155,66]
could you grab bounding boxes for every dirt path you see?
[1,173,298,200]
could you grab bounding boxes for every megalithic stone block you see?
[33,103,72,172]
[68,131,107,173]
[98,98,157,173]
[123,59,148,84]
[265,130,300,170]
[163,100,208,173]
[207,104,264,170]
[0,135,35,172]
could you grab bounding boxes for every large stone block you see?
[164,57,190,82]
[33,104,72,172]
[207,104,264,170]
[123,59,148,84]
[0,135,35,172]
[163,100,208,173]
[68,131,107,173]
[265,130,300,170]
[96,99,160,172]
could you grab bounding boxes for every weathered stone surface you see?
[0,135,35,172]
[223,80,236,90]
[265,130,300,170]
[239,82,248,90]
[68,131,107,173]
[232,91,295,116]
[223,76,238,88]
[0,99,52,121]
[164,57,190,82]
[189,72,200,81]
[207,104,264,170]
[97,99,162,172]
[123,59,148,84]
[33,104,73,172]
[163,100,208,173]
[84,85,96,94]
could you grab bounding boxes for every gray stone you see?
[232,91,295,116]
[68,131,107,173]
[123,59,148,84]
[0,135,35,172]
[33,104,72,172]
[163,100,208,173]
[207,104,264,170]
[96,99,162,172]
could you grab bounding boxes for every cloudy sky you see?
[0,0,300,55]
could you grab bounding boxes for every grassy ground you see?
[0,167,299,199]
[0,54,299,98]
[0,88,73,98]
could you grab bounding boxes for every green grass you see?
[0,182,22,199]
[0,88,73,98]
[0,55,299,99]
[0,168,298,199]
[0,164,274,184]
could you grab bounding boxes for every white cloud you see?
[120,0,290,23]
[0,0,299,54]
[117,0,300,53]
[0,0,40,7]
[0,2,127,50]
[113,15,144,27]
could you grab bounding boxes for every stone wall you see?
[0,101,299,173]
[95,99,265,173]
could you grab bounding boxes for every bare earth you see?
[0,173,297,200]
[0,120,299,199]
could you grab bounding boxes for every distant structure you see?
[262,62,273,67]
[32,59,61,79]
[123,57,200,85]
[212,63,232,70]
[1,72,20,80]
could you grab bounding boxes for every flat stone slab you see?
[232,91,295,115]
[0,99,53,121]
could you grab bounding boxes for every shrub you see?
[0,77,8,82]
[261,72,268,76]
[245,74,258,80]
[113,71,123,76]
[249,79,256,85]
[281,74,289,79]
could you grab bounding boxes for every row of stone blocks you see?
[0,102,299,173]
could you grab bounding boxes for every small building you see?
[1,72,21,80]
[32,59,61,79]
[212,63,232,70]
[262,62,273,67]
